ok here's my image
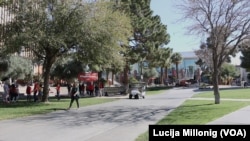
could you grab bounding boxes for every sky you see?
[150,0,201,53]
[150,0,241,65]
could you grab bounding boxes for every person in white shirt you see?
[3,81,10,103]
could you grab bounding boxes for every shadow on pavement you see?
[17,105,176,127]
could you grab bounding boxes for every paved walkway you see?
[188,97,250,124]
[0,87,250,141]
[0,88,197,141]
[208,105,250,124]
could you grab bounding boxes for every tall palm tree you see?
[150,47,172,85]
[171,52,182,81]
[159,48,172,84]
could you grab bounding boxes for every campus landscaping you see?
[0,87,249,141]
[135,88,250,141]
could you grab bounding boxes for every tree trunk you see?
[106,69,109,85]
[111,70,114,85]
[165,67,169,85]
[123,63,129,94]
[41,58,54,102]
[160,67,163,84]
[213,69,220,104]
[176,63,179,80]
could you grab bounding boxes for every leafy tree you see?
[221,63,238,78]
[114,0,170,86]
[150,47,173,84]
[2,0,132,102]
[240,49,250,72]
[240,40,250,71]
[179,0,250,104]
[50,57,86,81]
[0,55,32,80]
[143,68,159,83]
[171,52,182,81]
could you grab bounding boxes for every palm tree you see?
[149,47,172,85]
[171,52,182,81]
[159,48,172,84]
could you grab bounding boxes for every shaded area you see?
[17,105,176,127]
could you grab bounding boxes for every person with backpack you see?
[67,82,79,110]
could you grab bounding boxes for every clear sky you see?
[150,0,241,65]
[150,0,201,53]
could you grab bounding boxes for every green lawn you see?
[0,98,116,120]
[0,87,169,121]
[193,88,250,99]
[136,88,250,141]
[146,86,173,96]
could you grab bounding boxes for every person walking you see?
[67,82,79,110]
[33,82,39,102]
[56,83,61,100]
[94,83,99,97]
[37,83,43,102]
[9,84,18,102]
[67,82,72,96]
[99,81,104,97]
[89,82,94,96]
[3,81,9,103]
[26,83,32,102]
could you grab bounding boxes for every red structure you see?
[78,72,98,82]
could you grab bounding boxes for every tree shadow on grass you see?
[48,108,68,111]
[180,103,214,108]
[0,101,44,108]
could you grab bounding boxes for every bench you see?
[104,86,126,96]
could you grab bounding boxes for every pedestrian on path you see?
[67,82,79,109]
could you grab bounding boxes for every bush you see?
[129,77,139,83]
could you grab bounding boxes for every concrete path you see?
[0,88,198,141]
[207,105,250,125]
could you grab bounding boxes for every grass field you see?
[193,88,250,99]
[0,86,169,121]
[0,97,117,120]
[135,88,250,141]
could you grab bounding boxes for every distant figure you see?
[244,82,248,88]
[56,83,61,100]
[26,84,32,102]
[94,83,99,97]
[88,82,94,96]
[67,83,72,96]
[99,81,104,97]
[38,83,43,101]
[3,81,9,103]
[33,82,39,102]
[9,84,18,102]
[67,82,79,109]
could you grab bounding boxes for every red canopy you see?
[78,72,98,82]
